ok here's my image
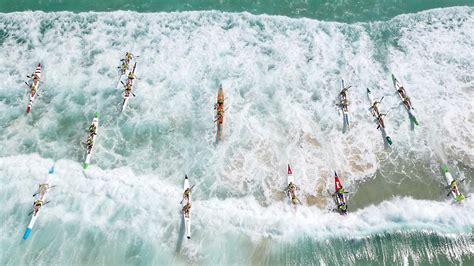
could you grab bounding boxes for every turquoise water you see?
[1,0,473,22]
[1,2,473,266]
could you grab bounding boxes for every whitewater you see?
[0,7,473,265]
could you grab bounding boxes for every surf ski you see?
[443,165,465,202]
[287,164,301,205]
[121,62,137,112]
[215,84,225,143]
[367,88,393,145]
[84,112,99,169]
[338,79,351,130]
[25,63,42,113]
[333,172,348,215]
[182,175,193,239]
[23,166,55,240]
[392,74,419,126]
[116,52,135,89]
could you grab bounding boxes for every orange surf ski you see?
[216,84,225,143]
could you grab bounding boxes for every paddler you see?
[183,187,192,201]
[402,96,412,109]
[370,101,381,116]
[217,110,224,123]
[339,85,350,100]
[86,136,94,150]
[119,53,133,73]
[38,183,49,193]
[376,113,386,128]
[214,97,224,110]
[340,99,349,110]
[120,52,134,63]
[33,199,43,214]
[31,74,39,83]
[89,124,97,135]
[120,62,129,72]
[397,86,407,98]
[336,187,346,204]
[214,110,224,123]
[288,182,301,205]
[338,203,348,213]
[450,180,460,195]
[124,83,133,97]
[127,71,136,81]
[182,202,191,217]
[30,84,37,95]
[449,180,465,201]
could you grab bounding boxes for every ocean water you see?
[2,0,474,22]
[1,3,473,266]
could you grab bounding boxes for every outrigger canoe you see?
[215,84,225,143]
[333,172,348,215]
[339,79,351,129]
[443,165,465,202]
[367,88,393,145]
[26,63,42,113]
[84,112,99,169]
[182,175,192,239]
[23,166,54,240]
[392,74,419,126]
[121,62,137,112]
[287,164,301,205]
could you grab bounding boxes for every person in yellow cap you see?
[33,199,43,214]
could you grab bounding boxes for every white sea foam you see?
[0,7,473,264]
[1,154,473,263]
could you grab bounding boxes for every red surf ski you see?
[335,173,343,192]
[26,63,42,113]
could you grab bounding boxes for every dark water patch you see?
[266,231,473,265]
[2,1,473,23]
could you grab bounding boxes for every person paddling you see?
[288,182,301,205]
[182,202,191,217]
[376,113,387,128]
